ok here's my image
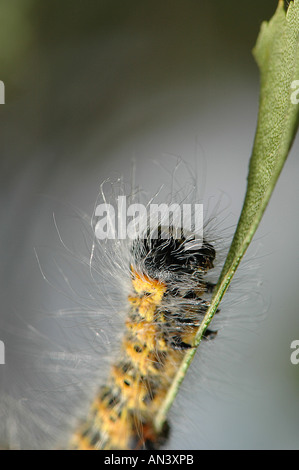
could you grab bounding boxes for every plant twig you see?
[154,0,299,435]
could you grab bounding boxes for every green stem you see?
[154,0,299,436]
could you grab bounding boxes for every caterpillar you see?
[0,163,230,451]
[69,220,218,450]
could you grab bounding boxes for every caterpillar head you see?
[131,226,215,281]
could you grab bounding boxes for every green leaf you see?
[154,0,299,435]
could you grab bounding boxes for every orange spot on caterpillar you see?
[125,319,168,352]
[110,365,149,410]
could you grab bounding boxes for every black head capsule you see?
[131,226,216,280]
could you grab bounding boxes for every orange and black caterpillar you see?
[70,229,217,450]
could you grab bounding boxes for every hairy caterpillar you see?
[70,227,217,450]
[52,160,233,451]
[0,163,247,450]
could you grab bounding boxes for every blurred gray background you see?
[0,0,298,449]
